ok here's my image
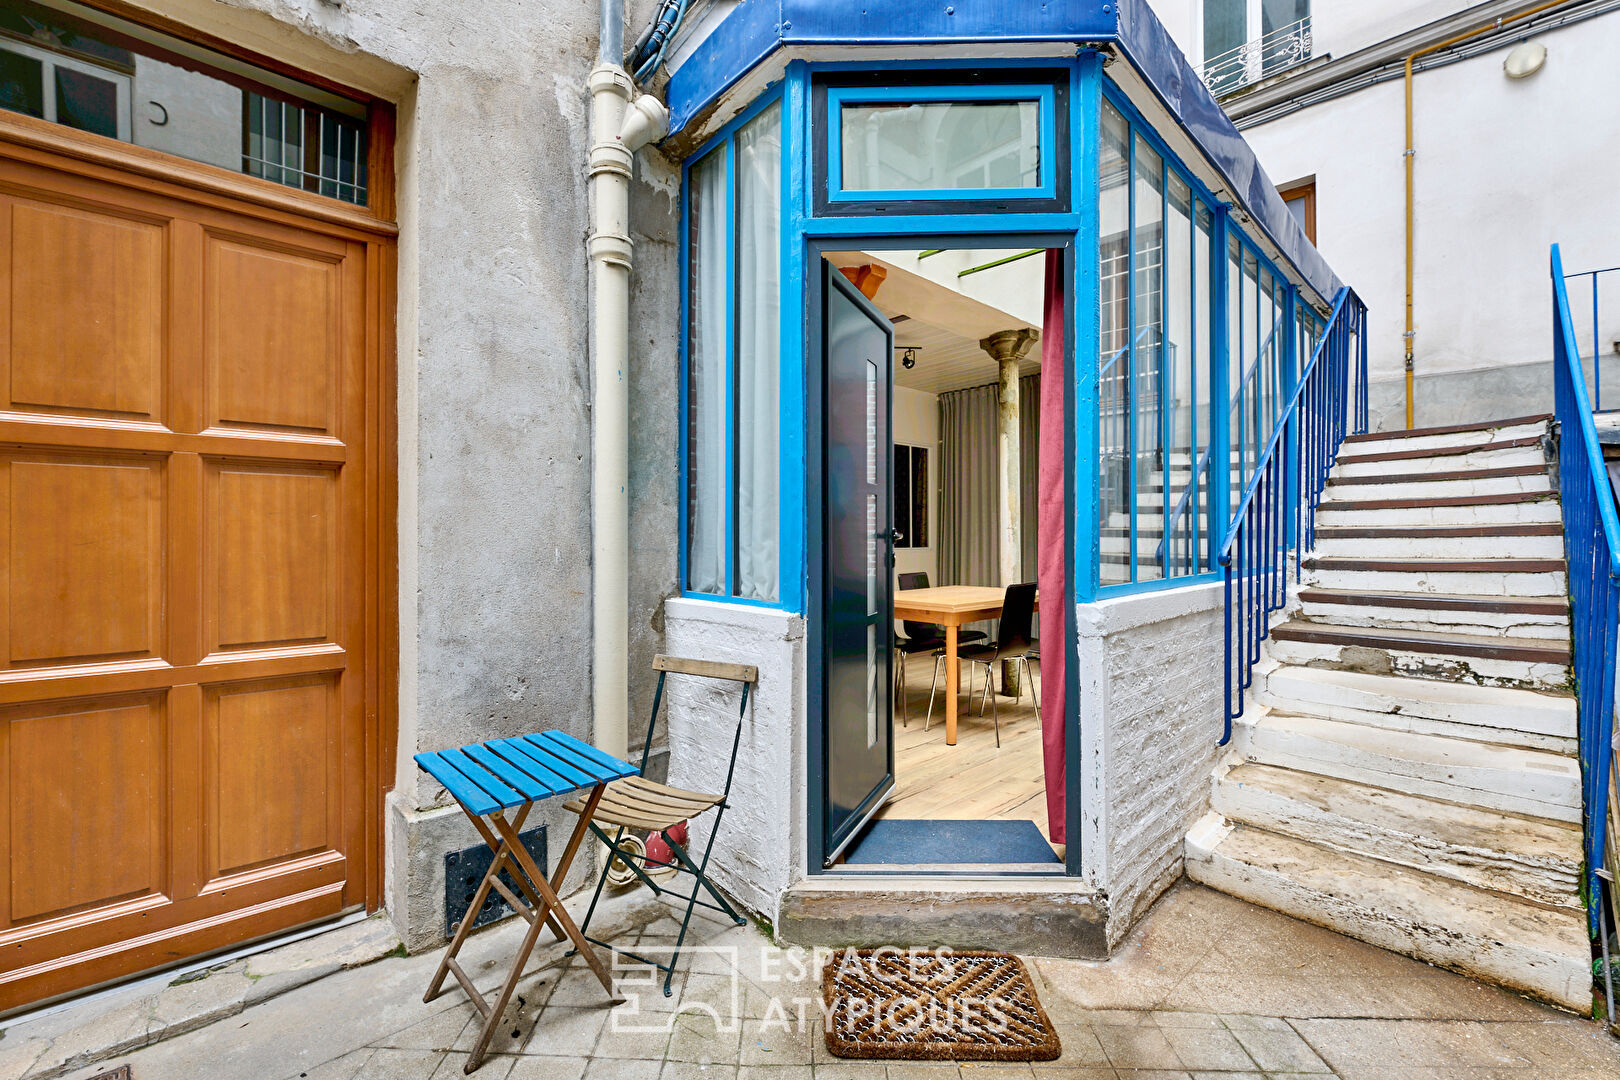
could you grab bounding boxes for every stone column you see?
[979,328,1040,696]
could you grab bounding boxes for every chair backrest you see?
[896,571,941,642]
[641,655,758,792]
[995,582,1038,654]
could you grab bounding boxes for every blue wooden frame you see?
[677,86,789,608]
[824,82,1058,204]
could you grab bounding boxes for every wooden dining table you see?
[893,585,1037,746]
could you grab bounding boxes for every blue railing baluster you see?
[1551,245,1620,937]
[1218,287,1367,746]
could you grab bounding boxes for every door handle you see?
[890,529,905,544]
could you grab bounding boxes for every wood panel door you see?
[0,125,392,1009]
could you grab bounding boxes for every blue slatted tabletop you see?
[416,730,638,818]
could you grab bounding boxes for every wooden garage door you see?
[0,123,393,1009]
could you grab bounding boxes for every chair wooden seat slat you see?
[414,730,637,1074]
[569,654,757,997]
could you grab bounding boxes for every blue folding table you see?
[415,729,637,1073]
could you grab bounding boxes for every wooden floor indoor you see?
[878,652,1051,840]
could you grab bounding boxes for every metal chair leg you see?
[1030,657,1042,721]
[925,654,944,731]
[978,660,994,716]
[989,667,1000,748]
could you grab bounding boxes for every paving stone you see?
[350,1047,447,1079]
[430,1052,514,1078]
[954,1066,1034,1079]
[1033,1025,1111,1068]
[525,1007,610,1058]
[662,1063,739,1080]
[285,1046,376,1080]
[739,1018,814,1067]
[1157,1027,1254,1072]
[508,1056,589,1080]
[584,1058,666,1080]
[881,1065,960,1080]
[809,1063,886,1080]
[1224,1023,1329,1073]
[666,1011,744,1065]
[372,1005,477,1051]
[1093,1026,1182,1071]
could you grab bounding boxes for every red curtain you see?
[1037,249,1068,845]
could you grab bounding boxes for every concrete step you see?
[1339,415,1551,455]
[1256,660,1576,751]
[1211,761,1582,909]
[1312,524,1564,560]
[1335,444,1547,479]
[1315,492,1562,527]
[1299,557,1567,598]
[1325,469,1549,502]
[1296,587,1569,640]
[1233,710,1580,820]
[1267,620,1571,691]
[1184,816,1591,1012]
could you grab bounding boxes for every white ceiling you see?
[824,250,1045,396]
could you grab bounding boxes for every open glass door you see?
[821,263,896,865]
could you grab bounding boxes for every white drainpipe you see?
[589,0,667,759]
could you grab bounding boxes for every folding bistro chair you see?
[571,655,756,996]
[414,730,638,1073]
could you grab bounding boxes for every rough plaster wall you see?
[136,0,678,949]
[1076,583,1225,947]
[662,599,807,924]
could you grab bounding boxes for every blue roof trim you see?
[1113,0,1340,302]
[664,0,1339,303]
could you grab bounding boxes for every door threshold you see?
[826,863,1067,877]
[780,874,1106,958]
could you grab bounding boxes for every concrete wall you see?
[130,0,679,951]
[662,598,808,924]
[1075,582,1226,946]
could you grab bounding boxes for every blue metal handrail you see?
[1563,263,1620,412]
[1217,286,1368,743]
[1550,244,1620,935]
[1158,323,1282,571]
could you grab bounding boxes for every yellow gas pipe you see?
[1404,0,1562,428]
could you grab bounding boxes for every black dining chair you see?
[893,571,984,727]
[956,582,1039,747]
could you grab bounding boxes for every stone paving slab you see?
[15,883,1620,1080]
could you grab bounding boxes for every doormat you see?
[84,1068,131,1080]
[842,819,1060,865]
[822,949,1061,1061]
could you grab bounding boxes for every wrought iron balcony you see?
[1201,16,1313,97]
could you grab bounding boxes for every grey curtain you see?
[940,375,1042,637]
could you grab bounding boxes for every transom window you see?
[0,0,370,205]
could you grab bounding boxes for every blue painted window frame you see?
[678,87,790,609]
[825,82,1059,204]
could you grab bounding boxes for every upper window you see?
[0,0,370,206]
[1202,0,1312,95]
[813,74,1067,217]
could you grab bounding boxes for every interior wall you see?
[893,384,940,593]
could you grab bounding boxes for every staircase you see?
[1186,415,1593,1012]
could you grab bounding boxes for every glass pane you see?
[685,148,727,595]
[1195,204,1215,572]
[1164,174,1194,579]
[54,65,116,139]
[1097,100,1131,586]
[1204,0,1247,92]
[1227,236,1244,485]
[1262,0,1312,73]
[841,98,1040,192]
[0,49,44,119]
[0,0,367,204]
[734,103,781,602]
[1133,135,1164,584]
[1243,251,1261,481]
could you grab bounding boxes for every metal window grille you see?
[244,92,367,206]
[1202,15,1312,96]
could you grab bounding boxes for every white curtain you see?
[685,148,726,594]
[735,104,781,601]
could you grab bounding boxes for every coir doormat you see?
[822,948,1061,1061]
